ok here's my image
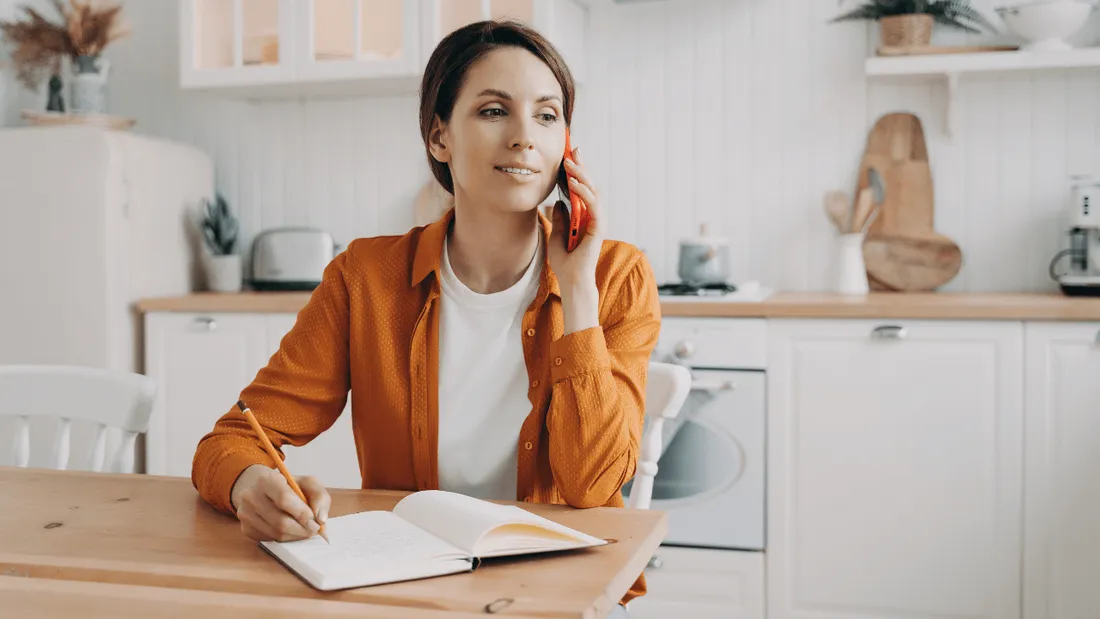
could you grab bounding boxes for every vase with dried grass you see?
[830,0,997,49]
[0,0,128,115]
[65,0,127,113]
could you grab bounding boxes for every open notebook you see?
[259,490,608,591]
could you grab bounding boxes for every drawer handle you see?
[691,380,737,393]
[871,325,906,340]
[193,317,217,331]
[646,554,662,569]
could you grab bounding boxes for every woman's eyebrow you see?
[476,88,561,104]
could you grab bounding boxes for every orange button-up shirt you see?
[192,208,661,603]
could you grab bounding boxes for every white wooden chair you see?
[627,361,693,511]
[0,365,157,473]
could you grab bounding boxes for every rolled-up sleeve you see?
[546,254,661,508]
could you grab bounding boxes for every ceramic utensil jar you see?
[678,223,732,284]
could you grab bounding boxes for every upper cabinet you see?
[179,0,588,97]
[180,0,298,89]
[299,0,421,81]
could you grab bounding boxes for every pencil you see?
[237,400,329,543]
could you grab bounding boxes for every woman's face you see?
[430,46,567,215]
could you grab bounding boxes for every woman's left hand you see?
[548,147,603,290]
[548,147,603,335]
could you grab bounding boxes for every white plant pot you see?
[206,254,242,293]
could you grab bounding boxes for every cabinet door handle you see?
[691,380,737,393]
[193,317,217,331]
[871,325,906,340]
[1095,330,1100,347]
[646,554,662,569]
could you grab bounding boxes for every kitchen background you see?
[3,0,1099,292]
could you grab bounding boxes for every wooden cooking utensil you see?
[863,231,963,291]
[851,187,875,234]
[852,167,885,234]
[824,190,850,233]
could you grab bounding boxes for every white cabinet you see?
[628,547,764,619]
[767,319,1024,619]
[1023,322,1100,619]
[179,0,587,95]
[180,0,299,89]
[144,312,269,477]
[419,0,588,81]
[297,0,422,82]
[144,312,361,490]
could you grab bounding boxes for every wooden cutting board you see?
[855,113,962,291]
[864,231,963,291]
[858,113,931,238]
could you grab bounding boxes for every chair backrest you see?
[0,365,157,473]
[627,361,692,510]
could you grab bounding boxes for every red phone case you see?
[559,129,589,252]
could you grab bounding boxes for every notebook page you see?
[472,509,608,557]
[393,490,605,556]
[261,510,468,588]
[394,490,525,553]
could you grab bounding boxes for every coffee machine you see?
[1052,175,1100,296]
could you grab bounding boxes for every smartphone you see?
[557,128,589,252]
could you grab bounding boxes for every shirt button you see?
[524,441,533,450]
[554,357,563,366]
[531,379,540,388]
[526,328,535,337]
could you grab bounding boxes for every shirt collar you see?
[410,207,561,299]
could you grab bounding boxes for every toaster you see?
[250,227,340,291]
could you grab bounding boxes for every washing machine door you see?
[625,369,765,550]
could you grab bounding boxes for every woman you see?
[191,19,660,611]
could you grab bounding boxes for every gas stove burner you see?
[658,282,738,297]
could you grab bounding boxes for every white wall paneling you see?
[74,0,1100,291]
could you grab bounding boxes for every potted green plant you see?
[831,0,998,48]
[200,194,242,293]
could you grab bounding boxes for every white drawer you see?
[655,318,767,370]
[627,547,764,619]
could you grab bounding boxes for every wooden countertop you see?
[135,291,1100,321]
[0,467,665,619]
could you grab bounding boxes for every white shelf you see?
[865,47,1100,139]
[866,47,1100,76]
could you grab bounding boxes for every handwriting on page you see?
[281,511,463,569]
[295,530,416,563]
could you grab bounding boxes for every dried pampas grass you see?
[0,0,129,90]
[0,5,70,90]
[56,0,130,58]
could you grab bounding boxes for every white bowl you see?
[996,0,1096,51]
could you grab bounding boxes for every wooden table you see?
[0,576,495,618]
[0,467,666,618]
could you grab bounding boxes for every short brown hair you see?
[419,20,576,194]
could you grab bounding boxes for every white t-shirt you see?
[436,234,542,500]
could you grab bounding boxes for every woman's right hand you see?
[230,464,331,542]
